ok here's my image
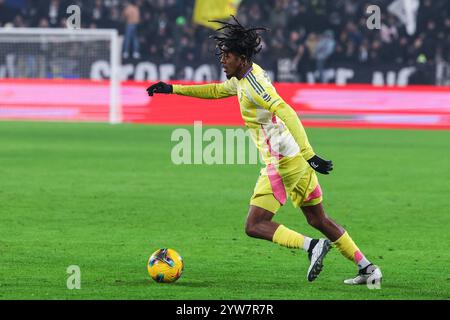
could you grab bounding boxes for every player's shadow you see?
[113,279,152,286]
[113,279,213,288]
[171,281,214,288]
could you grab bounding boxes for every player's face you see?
[220,51,243,79]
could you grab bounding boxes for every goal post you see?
[109,29,121,124]
[0,28,122,124]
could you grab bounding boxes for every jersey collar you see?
[241,66,253,79]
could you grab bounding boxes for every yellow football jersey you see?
[172,63,315,165]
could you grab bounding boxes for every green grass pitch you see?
[1,121,449,300]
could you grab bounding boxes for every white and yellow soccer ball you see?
[147,248,184,283]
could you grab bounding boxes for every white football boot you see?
[306,239,332,282]
[344,264,383,285]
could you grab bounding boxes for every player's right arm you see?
[147,79,237,99]
[246,75,333,174]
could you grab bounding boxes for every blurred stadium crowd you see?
[0,0,449,82]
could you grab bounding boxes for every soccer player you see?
[146,16,382,285]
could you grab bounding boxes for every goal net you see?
[0,28,121,124]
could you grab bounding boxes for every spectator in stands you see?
[409,54,433,85]
[269,27,289,59]
[358,39,370,64]
[89,0,108,28]
[380,15,399,44]
[103,4,122,31]
[391,36,409,65]
[1,0,448,84]
[308,0,329,32]
[315,30,336,83]
[369,39,382,64]
[270,0,289,29]
[247,2,263,27]
[41,0,64,28]
[38,17,50,28]
[13,14,26,28]
[305,32,319,62]
[0,0,16,26]
[294,43,312,83]
[122,0,141,60]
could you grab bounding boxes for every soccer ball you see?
[147,248,184,283]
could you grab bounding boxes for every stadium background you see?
[1,0,449,83]
[0,0,449,300]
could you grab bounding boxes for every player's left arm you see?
[273,102,333,174]
[249,75,333,174]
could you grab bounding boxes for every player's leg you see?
[246,200,331,282]
[301,199,382,285]
[291,168,381,284]
[244,205,278,240]
[248,166,316,251]
[245,204,312,250]
[292,168,371,268]
[301,203,371,266]
[248,158,332,281]
[301,203,345,242]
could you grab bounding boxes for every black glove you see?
[307,155,333,175]
[146,82,173,96]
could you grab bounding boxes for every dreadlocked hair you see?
[210,15,268,61]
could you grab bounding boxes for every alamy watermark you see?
[171,121,265,165]
[366,5,381,30]
[367,273,382,289]
[66,265,81,289]
[170,121,296,166]
[66,5,81,30]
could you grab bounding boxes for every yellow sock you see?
[272,225,306,249]
[333,231,371,268]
